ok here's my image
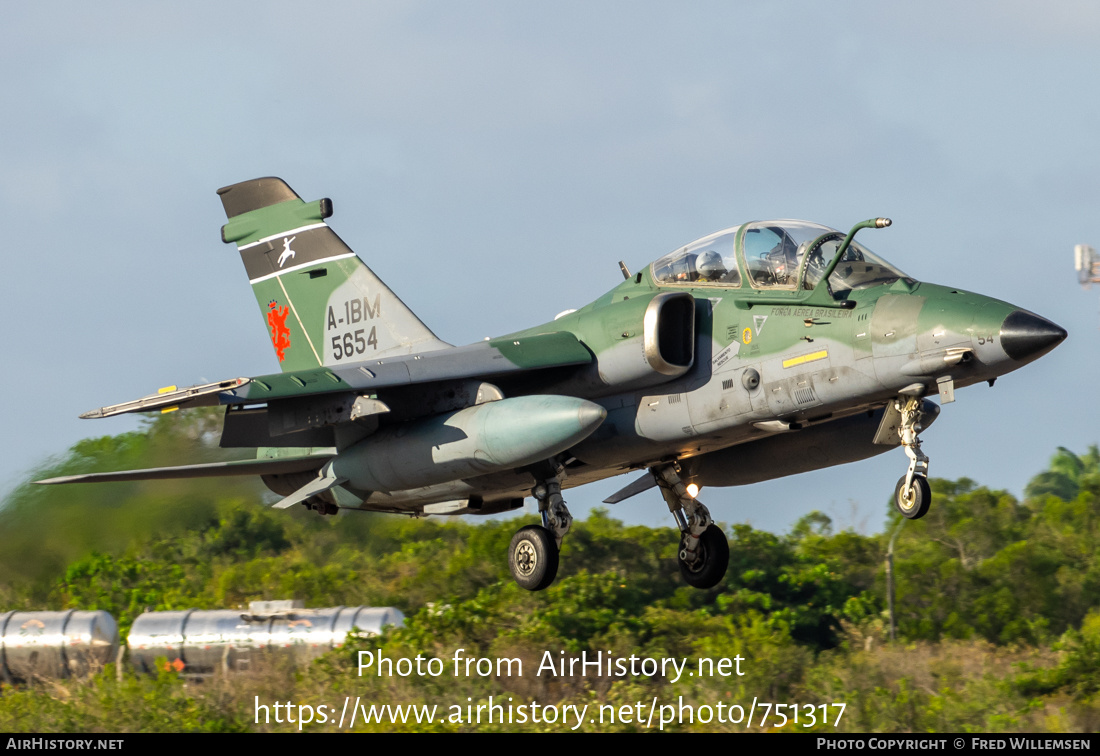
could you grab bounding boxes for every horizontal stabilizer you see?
[602,472,656,504]
[80,378,250,419]
[36,453,332,485]
[271,462,346,510]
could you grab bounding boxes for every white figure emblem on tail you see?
[277,236,297,267]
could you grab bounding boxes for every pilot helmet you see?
[696,250,726,280]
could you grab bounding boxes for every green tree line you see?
[0,412,1097,732]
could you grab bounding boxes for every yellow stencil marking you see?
[741,327,753,344]
[782,350,829,369]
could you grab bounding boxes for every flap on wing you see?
[36,453,332,485]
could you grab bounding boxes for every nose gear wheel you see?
[894,395,932,518]
[894,475,931,519]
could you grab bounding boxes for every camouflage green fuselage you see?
[481,270,1018,494]
[305,273,1033,512]
[48,182,1066,524]
[214,193,1056,512]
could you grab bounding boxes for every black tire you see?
[894,475,931,519]
[508,525,559,591]
[678,524,730,589]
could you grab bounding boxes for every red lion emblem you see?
[267,301,291,362]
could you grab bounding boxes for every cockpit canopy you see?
[651,220,910,295]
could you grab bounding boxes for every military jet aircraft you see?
[40,178,1067,591]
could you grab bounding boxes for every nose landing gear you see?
[652,463,729,588]
[894,395,931,519]
[895,475,931,519]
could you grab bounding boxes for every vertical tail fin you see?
[217,177,450,373]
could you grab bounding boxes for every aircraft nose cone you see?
[999,310,1067,361]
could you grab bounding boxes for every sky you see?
[2,1,1098,535]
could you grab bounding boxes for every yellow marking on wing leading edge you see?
[782,350,829,369]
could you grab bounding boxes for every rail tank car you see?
[0,610,119,681]
[127,602,403,674]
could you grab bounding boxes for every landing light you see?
[686,483,699,498]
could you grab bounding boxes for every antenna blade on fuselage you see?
[603,472,657,504]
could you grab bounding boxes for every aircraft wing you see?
[79,378,252,418]
[36,453,332,485]
[79,331,593,419]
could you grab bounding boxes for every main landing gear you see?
[893,395,931,520]
[508,467,573,591]
[652,463,729,588]
[506,461,730,592]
